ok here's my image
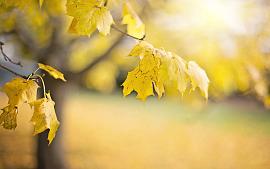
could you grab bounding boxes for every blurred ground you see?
[0,91,270,169]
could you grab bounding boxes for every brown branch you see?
[80,35,125,75]
[0,41,22,67]
[111,25,145,41]
[67,34,125,81]
[0,63,27,78]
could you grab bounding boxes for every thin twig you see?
[0,41,22,67]
[0,63,27,78]
[32,74,46,98]
[111,25,145,41]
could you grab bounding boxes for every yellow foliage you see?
[2,78,39,106]
[169,55,188,95]
[38,63,66,82]
[187,61,210,98]
[66,0,114,36]
[122,41,209,100]
[0,105,18,130]
[30,93,60,144]
[122,2,145,39]
[0,76,60,143]
[0,78,38,130]
[0,0,52,46]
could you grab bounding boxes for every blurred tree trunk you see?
[34,15,124,168]
[36,17,70,169]
[37,77,69,169]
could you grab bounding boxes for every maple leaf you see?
[38,63,66,82]
[95,7,114,35]
[0,105,18,130]
[66,0,98,17]
[66,0,114,36]
[122,41,210,100]
[169,54,189,95]
[187,61,210,99]
[122,2,145,39]
[30,93,60,144]
[0,78,39,130]
[123,42,161,100]
[2,77,39,106]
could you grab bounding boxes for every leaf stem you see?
[111,25,145,41]
[32,74,46,98]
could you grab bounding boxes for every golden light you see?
[186,0,245,33]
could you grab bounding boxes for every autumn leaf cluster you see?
[0,0,210,142]
[123,41,209,100]
[0,63,66,144]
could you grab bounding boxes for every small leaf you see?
[122,2,145,39]
[66,1,114,36]
[38,63,66,82]
[0,105,18,130]
[169,54,188,95]
[122,42,162,100]
[122,67,154,101]
[2,77,39,106]
[187,61,210,99]
[95,7,114,35]
[30,93,60,144]
[122,41,210,100]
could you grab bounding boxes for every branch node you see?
[111,25,145,41]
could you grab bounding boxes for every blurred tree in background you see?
[0,0,270,169]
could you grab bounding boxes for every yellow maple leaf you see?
[123,41,210,100]
[95,7,114,35]
[187,61,210,99]
[0,105,18,130]
[30,93,60,144]
[2,77,39,106]
[122,2,145,39]
[153,57,168,98]
[169,53,189,95]
[66,0,98,17]
[38,63,66,82]
[123,42,163,100]
[68,17,96,36]
[66,0,114,36]
[123,67,155,101]
[128,41,153,57]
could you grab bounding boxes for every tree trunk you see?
[37,76,69,169]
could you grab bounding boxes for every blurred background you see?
[1,0,270,169]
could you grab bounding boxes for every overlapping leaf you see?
[38,63,66,82]
[187,61,210,98]
[122,2,145,39]
[0,105,18,129]
[30,93,60,144]
[2,77,39,106]
[66,0,114,36]
[0,77,39,129]
[122,41,210,100]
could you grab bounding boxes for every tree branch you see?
[111,25,145,41]
[67,34,125,81]
[0,41,22,66]
[0,63,27,78]
[82,35,124,74]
